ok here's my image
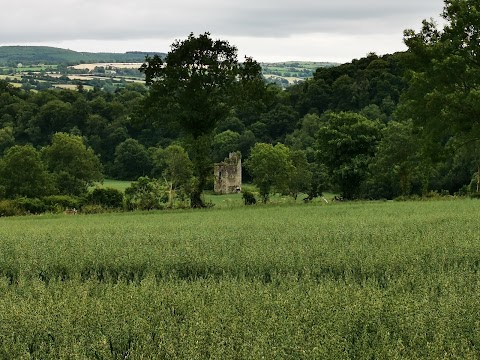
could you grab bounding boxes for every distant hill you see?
[261,61,339,87]
[0,46,165,66]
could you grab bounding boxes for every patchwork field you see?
[1,199,479,358]
[70,63,144,70]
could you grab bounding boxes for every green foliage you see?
[247,143,294,202]
[367,120,422,198]
[0,199,19,216]
[42,132,103,196]
[42,195,80,212]
[141,32,263,207]
[151,145,193,208]
[212,130,241,162]
[241,190,257,205]
[112,138,152,180]
[0,126,14,154]
[289,52,407,118]
[402,0,480,149]
[124,176,165,211]
[287,150,313,199]
[305,160,330,201]
[141,32,256,139]
[12,197,47,214]
[259,104,299,143]
[85,188,124,209]
[285,113,322,152]
[0,145,55,198]
[316,111,382,198]
[80,204,107,214]
[0,45,165,66]
[0,195,81,216]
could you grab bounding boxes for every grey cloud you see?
[0,0,445,43]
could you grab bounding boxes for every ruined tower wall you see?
[214,152,242,194]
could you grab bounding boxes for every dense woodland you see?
[0,0,479,212]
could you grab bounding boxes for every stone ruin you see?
[214,152,242,194]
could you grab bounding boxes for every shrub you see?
[242,190,257,205]
[42,195,81,212]
[125,177,165,211]
[13,197,46,214]
[80,204,107,214]
[0,199,21,217]
[85,188,124,209]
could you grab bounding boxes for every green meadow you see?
[1,199,480,358]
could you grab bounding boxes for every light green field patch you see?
[52,84,94,91]
[95,179,132,192]
[0,74,22,80]
[0,199,480,357]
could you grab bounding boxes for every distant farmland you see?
[261,61,338,86]
[70,62,144,71]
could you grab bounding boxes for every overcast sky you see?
[1,0,445,63]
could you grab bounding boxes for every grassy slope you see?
[0,199,480,357]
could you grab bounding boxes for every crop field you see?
[51,84,94,91]
[0,75,22,81]
[1,199,480,358]
[70,63,144,71]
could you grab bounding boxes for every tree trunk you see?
[169,182,174,208]
[477,163,480,193]
[188,135,212,208]
[190,188,205,208]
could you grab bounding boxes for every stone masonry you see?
[214,152,242,194]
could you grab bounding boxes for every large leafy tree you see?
[368,120,422,198]
[140,32,263,207]
[42,133,103,196]
[212,130,241,162]
[402,0,480,187]
[112,138,152,181]
[316,111,381,199]
[0,145,54,198]
[287,150,313,200]
[246,143,294,203]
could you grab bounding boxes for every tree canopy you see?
[402,0,480,142]
[42,132,103,196]
[140,32,263,207]
[316,112,382,199]
[0,145,54,198]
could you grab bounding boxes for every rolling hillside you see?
[0,46,164,66]
[0,46,338,90]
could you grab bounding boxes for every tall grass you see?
[1,200,479,358]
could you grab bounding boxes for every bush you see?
[13,197,46,214]
[125,177,165,211]
[80,204,107,214]
[470,192,480,199]
[242,190,257,205]
[0,199,21,217]
[42,195,81,212]
[85,188,124,209]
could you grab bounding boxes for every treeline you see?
[1,1,479,209]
